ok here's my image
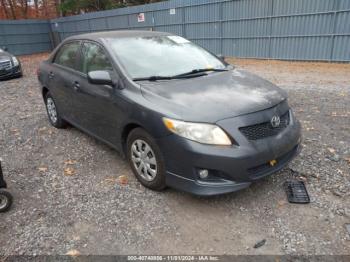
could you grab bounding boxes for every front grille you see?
[239,111,290,140]
[0,60,12,73]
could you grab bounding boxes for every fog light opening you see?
[198,169,209,179]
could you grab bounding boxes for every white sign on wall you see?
[170,8,176,15]
[138,13,145,22]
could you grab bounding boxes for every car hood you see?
[0,51,12,61]
[140,69,287,123]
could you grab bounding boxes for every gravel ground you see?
[0,54,349,256]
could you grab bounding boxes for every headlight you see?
[163,117,232,145]
[12,56,19,67]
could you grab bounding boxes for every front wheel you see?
[127,128,166,191]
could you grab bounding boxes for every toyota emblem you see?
[271,116,281,128]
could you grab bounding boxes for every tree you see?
[0,0,60,19]
[19,0,29,19]
[0,0,166,19]
[0,0,10,19]
[59,0,165,16]
[128,0,163,5]
[7,0,17,19]
[59,0,121,15]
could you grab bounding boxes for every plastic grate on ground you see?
[283,180,310,204]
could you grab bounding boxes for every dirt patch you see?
[0,54,349,255]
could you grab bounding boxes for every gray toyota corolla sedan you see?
[38,31,301,196]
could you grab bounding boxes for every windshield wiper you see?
[133,76,174,82]
[133,68,228,82]
[173,68,228,78]
[133,72,207,82]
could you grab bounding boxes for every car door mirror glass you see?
[87,70,114,86]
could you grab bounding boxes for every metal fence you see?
[2,0,350,62]
[0,19,52,55]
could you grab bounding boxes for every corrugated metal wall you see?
[1,0,350,61]
[0,19,52,55]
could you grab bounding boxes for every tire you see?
[0,189,13,213]
[44,92,67,128]
[127,128,166,191]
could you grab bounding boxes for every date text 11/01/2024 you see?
[127,255,220,261]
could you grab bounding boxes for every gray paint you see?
[38,30,302,195]
[1,0,349,61]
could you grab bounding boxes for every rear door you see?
[50,41,81,121]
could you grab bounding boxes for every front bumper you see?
[156,105,302,196]
[0,65,22,80]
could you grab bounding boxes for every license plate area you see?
[269,159,277,166]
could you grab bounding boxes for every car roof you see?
[65,30,172,42]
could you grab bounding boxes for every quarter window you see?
[54,42,80,70]
[80,42,113,74]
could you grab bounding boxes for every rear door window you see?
[54,42,81,70]
[80,42,113,74]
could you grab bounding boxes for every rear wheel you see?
[44,92,67,128]
[127,128,166,191]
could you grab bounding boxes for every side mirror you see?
[87,70,114,86]
[217,54,226,63]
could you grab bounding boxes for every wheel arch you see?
[121,123,142,155]
[42,86,49,99]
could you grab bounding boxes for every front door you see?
[72,41,126,146]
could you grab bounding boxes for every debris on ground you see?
[118,175,128,185]
[38,167,48,172]
[66,249,81,257]
[284,180,310,204]
[64,167,76,176]
[254,239,266,249]
[64,159,77,165]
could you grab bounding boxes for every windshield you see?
[107,36,225,79]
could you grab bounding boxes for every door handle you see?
[73,81,80,92]
[49,72,54,79]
